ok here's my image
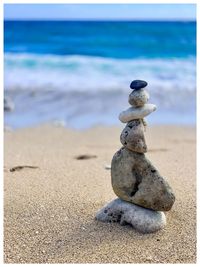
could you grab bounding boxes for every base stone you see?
[95,198,166,233]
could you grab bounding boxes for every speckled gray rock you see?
[111,147,175,211]
[128,89,149,107]
[120,119,147,153]
[119,104,156,123]
[95,198,166,233]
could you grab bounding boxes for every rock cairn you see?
[96,80,175,233]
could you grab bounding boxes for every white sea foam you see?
[4,53,196,93]
[4,53,196,128]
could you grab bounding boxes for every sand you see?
[4,124,196,263]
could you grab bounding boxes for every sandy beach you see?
[4,124,196,263]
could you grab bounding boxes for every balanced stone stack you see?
[96,80,175,233]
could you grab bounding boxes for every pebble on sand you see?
[95,198,166,233]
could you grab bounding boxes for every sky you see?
[4,4,196,21]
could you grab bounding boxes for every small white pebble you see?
[104,165,111,170]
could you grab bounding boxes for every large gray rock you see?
[111,147,175,211]
[95,198,166,233]
[120,119,147,153]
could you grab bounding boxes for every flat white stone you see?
[95,198,166,233]
[119,104,156,123]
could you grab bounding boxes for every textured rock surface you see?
[95,198,166,233]
[120,119,147,153]
[119,104,156,123]
[128,89,149,107]
[111,147,175,211]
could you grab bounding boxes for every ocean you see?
[4,20,196,129]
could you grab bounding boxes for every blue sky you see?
[4,4,196,21]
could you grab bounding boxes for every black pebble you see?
[130,80,148,90]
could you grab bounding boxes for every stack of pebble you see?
[96,80,175,233]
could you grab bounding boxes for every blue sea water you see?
[4,20,196,128]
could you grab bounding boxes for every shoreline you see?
[4,121,196,131]
[4,124,196,263]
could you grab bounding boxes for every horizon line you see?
[4,18,196,22]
